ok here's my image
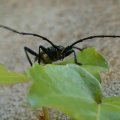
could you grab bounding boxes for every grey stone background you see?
[0,0,120,119]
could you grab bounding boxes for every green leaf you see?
[98,97,120,120]
[81,65,106,82]
[27,64,102,119]
[60,48,109,82]
[28,64,120,120]
[77,48,108,68]
[0,65,28,85]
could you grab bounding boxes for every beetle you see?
[0,25,120,66]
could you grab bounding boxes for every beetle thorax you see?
[40,46,65,63]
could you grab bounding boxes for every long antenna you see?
[70,35,120,47]
[0,25,57,48]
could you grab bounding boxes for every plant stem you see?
[42,107,50,120]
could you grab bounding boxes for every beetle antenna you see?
[0,25,57,48]
[70,35,120,47]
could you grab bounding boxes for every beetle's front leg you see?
[24,47,38,66]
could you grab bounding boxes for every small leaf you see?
[27,64,102,119]
[60,48,109,82]
[0,65,28,85]
[77,48,108,68]
[82,65,105,82]
[78,48,108,82]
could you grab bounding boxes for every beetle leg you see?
[72,50,82,65]
[24,47,38,66]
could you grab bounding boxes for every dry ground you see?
[0,0,120,119]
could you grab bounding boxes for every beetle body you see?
[35,45,74,64]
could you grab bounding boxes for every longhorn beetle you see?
[0,25,120,66]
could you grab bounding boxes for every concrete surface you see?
[0,0,120,119]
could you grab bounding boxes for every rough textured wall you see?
[0,0,120,119]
